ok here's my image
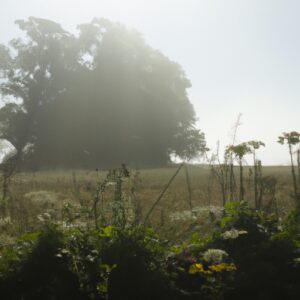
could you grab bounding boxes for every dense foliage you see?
[1,201,300,299]
[0,17,206,169]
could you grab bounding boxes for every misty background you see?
[0,0,299,165]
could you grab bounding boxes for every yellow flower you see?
[188,263,204,274]
[209,263,224,272]
[225,263,237,272]
[208,263,236,273]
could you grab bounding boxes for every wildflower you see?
[221,229,248,240]
[169,205,223,222]
[24,190,58,206]
[189,263,204,274]
[0,216,12,227]
[208,263,236,272]
[188,263,213,275]
[37,212,52,223]
[203,249,228,264]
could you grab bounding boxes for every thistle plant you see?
[208,142,230,206]
[226,143,252,201]
[92,164,137,229]
[247,140,265,209]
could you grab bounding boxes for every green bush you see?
[1,204,300,300]
[213,202,300,300]
[0,225,176,300]
[0,226,88,299]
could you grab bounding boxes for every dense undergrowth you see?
[1,201,300,300]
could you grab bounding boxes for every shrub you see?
[1,204,300,299]
[0,225,88,299]
[213,201,300,299]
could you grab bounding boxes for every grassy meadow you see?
[2,164,300,299]
[2,164,295,239]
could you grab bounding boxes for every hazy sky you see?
[1,0,299,165]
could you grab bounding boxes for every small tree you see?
[278,131,300,210]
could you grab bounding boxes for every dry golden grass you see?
[8,165,295,209]
[2,164,294,237]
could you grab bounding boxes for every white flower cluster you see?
[169,205,223,222]
[24,190,59,206]
[203,248,229,263]
[0,234,15,247]
[59,220,87,229]
[37,212,52,223]
[0,216,12,227]
[221,229,248,240]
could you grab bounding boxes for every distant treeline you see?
[0,17,206,169]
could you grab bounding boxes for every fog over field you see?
[0,0,299,165]
[2,3,300,298]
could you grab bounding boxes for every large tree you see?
[0,17,206,169]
